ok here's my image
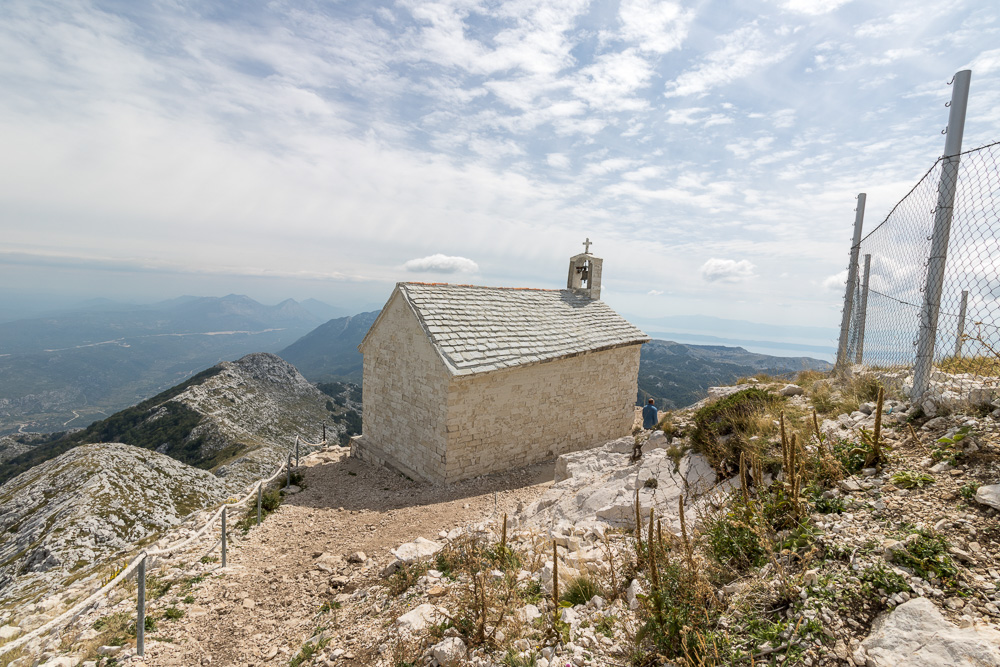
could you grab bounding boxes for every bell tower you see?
[566,238,602,300]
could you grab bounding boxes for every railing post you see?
[855,254,872,364]
[322,422,326,443]
[221,506,227,568]
[257,483,262,526]
[137,555,146,657]
[835,193,867,374]
[286,454,291,489]
[913,69,972,400]
[955,290,969,358]
[295,436,300,467]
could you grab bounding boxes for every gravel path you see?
[139,448,553,666]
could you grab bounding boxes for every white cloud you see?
[403,254,479,273]
[648,289,664,296]
[618,0,694,54]
[726,136,775,159]
[664,25,793,98]
[822,270,847,291]
[547,153,571,168]
[701,258,757,282]
[573,49,654,111]
[782,0,853,16]
[970,48,1000,75]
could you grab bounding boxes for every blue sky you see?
[1,0,998,339]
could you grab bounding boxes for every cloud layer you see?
[0,0,998,326]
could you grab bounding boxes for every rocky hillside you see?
[0,442,232,609]
[1,353,343,490]
[2,372,997,667]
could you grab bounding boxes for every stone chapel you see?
[351,243,649,483]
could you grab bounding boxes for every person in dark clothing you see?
[642,398,658,430]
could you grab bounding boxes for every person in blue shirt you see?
[642,398,658,430]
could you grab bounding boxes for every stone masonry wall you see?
[354,293,450,483]
[444,345,642,481]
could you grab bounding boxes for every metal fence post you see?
[854,254,872,364]
[221,506,227,568]
[913,69,972,400]
[835,193,867,373]
[295,436,299,467]
[955,290,969,358]
[137,555,146,657]
[257,483,262,526]
[322,422,326,443]
[286,454,291,489]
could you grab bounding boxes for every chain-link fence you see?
[841,140,1000,406]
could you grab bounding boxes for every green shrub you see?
[706,501,766,575]
[691,388,783,471]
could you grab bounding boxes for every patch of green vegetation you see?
[561,575,601,606]
[163,606,184,620]
[891,471,935,489]
[181,594,195,604]
[289,629,330,667]
[860,562,910,597]
[386,561,429,596]
[690,387,783,471]
[705,500,767,576]
[235,488,282,533]
[500,649,539,667]
[959,483,979,500]
[893,530,958,586]
[146,575,173,600]
[319,600,341,613]
[932,427,971,465]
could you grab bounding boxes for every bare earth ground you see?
[138,448,554,667]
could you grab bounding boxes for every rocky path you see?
[138,449,553,667]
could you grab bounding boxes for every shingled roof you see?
[364,282,649,376]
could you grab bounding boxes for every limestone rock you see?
[862,597,1000,666]
[391,537,444,563]
[975,484,1000,510]
[521,439,716,533]
[0,624,20,640]
[395,604,447,632]
[778,384,804,397]
[430,637,467,666]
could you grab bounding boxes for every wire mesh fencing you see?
[843,140,1000,407]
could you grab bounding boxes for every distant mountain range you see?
[0,295,337,434]
[274,311,832,410]
[277,311,379,382]
[637,340,830,410]
[0,297,833,436]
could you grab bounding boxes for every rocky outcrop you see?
[0,442,231,607]
[168,353,336,488]
[862,597,1000,665]
[518,433,716,533]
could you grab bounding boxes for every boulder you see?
[861,597,1000,666]
[0,625,20,640]
[391,537,443,563]
[395,604,447,633]
[778,384,805,397]
[975,484,1000,510]
[430,637,467,666]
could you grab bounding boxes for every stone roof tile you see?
[397,283,649,376]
